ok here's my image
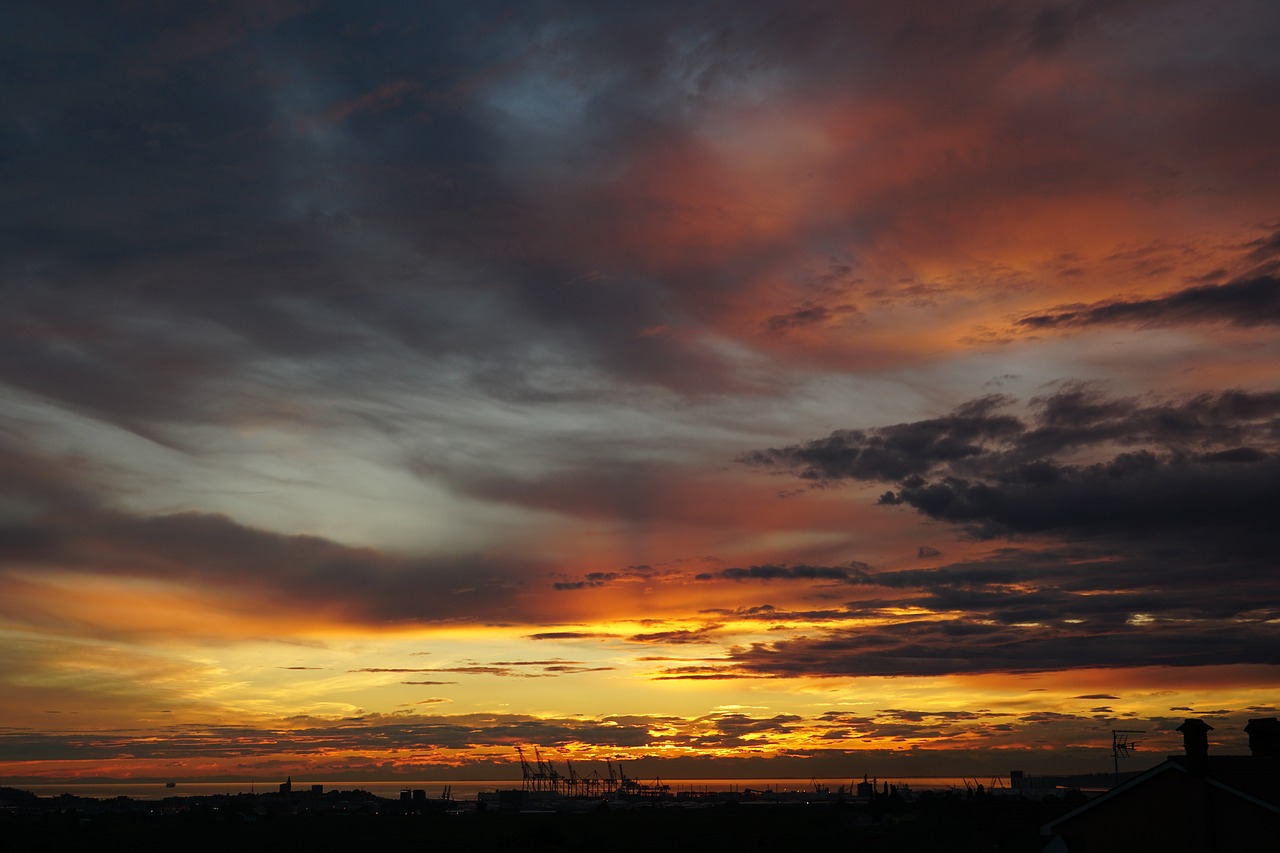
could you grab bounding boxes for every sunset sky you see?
[2,0,1279,785]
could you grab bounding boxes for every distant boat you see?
[165,782,176,788]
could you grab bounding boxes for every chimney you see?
[1177,718,1213,772]
[1245,718,1280,759]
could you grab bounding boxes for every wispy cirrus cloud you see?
[526,631,620,641]
[398,660,616,678]
[400,681,458,686]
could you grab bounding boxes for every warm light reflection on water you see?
[17,777,984,801]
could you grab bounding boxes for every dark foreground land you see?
[1,791,1075,853]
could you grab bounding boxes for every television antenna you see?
[1112,729,1145,781]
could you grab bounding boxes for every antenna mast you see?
[1111,729,1145,782]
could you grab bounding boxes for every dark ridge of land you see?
[0,788,1077,853]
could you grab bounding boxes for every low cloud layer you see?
[741,385,1280,539]
[733,386,1280,676]
[2,704,1269,780]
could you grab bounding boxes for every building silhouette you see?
[1041,718,1280,851]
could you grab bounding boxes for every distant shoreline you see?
[4,771,1136,802]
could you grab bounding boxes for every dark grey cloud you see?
[1245,228,1280,263]
[697,604,853,623]
[735,385,1280,675]
[636,536,1280,676]
[527,631,619,640]
[553,572,619,591]
[1025,0,1123,55]
[889,540,1273,626]
[763,302,859,335]
[701,713,801,737]
[742,385,1280,541]
[652,671,774,681]
[725,617,1280,678]
[882,451,1280,542]
[694,563,869,583]
[5,0,1276,448]
[549,564,665,591]
[0,1,747,441]
[739,394,1023,483]
[1017,273,1280,330]
[628,627,721,645]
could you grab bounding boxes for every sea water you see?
[10,776,981,801]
